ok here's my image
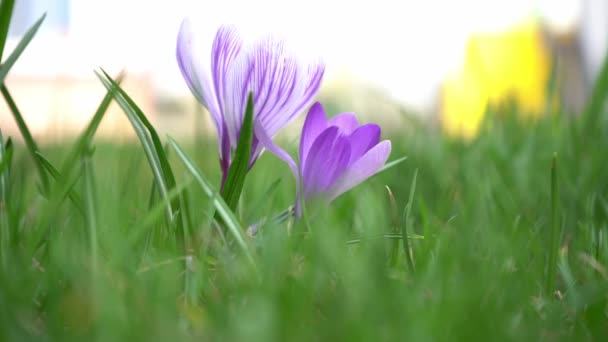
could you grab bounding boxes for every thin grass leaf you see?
[0,13,46,83]
[0,137,12,174]
[136,256,191,275]
[97,70,185,247]
[26,74,122,258]
[59,72,125,176]
[346,233,425,245]
[221,92,254,211]
[145,177,160,247]
[579,252,608,280]
[0,130,12,267]
[30,158,84,259]
[166,141,193,247]
[35,152,61,179]
[377,156,407,174]
[558,247,579,305]
[81,146,98,281]
[168,137,255,268]
[0,84,49,194]
[99,70,177,191]
[402,169,418,273]
[202,190,228,247]
[35,151,84,214]
[133,179,193,241]
[419,196,430,237]
[95,71,174,228]
[386,186,400,267]
[546,153,560,296]
[271,206,294,224]
[0,0,15,62]
[245,178,281,223]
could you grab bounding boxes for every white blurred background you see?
[1,0,607,140]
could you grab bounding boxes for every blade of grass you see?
[81,145,98,282]
[110,178,193,271]
[270,206,294,224]
[0,0,15,61]
[168,137,255,268]
[166,141,193,249]
[402,169,418,273]
[345,233,425,245]
[35,151,84,214]
[546,153,560,296]
[0,84,49,194]
[201,189,228,247]
[30,158,84,260]
[419,196,430,243]
[95,71,174,230]
[59,72,125,175]
[99,70,178,196]
[386,186,400,267]
[377,156,407,174]
[245,178,281,223]
[558,246,579,305]
[0,136,12,174]
[97,70,185,247]
[98,69,195,298]
[221,92,254,212]
[36,151,65,179]
[26,75,122,260]
[0,13,46,83]
[145,177,160,248]
[0,131,12,268]
[133,178,194,242]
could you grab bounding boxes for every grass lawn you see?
[3,89,608,340]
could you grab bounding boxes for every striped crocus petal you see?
[208,27,326,162]
[177,18,325,183]
[226,37,325,164]
[176,19,223,148]
[297,102,391,212]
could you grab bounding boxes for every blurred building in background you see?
[0,0,607,141]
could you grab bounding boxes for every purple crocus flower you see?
[176,19,324,186]
[296,102,391,213]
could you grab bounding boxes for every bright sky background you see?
[7,0,604,112]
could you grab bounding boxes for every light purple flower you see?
[296,102,391,212]
[176,19,324,186]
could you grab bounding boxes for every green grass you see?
[2,102,608,340]
[3,7,608,341]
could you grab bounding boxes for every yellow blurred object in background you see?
[441,21,551,138]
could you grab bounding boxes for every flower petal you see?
[326,140,391,202]
[176,18,222,134]
[302,127,351,198]
[211,25,245,148]
[346,123,381,165]
[253,120,301,210]
[299,102,328,167]
[247,37,325,137]
[328,113,359,134]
